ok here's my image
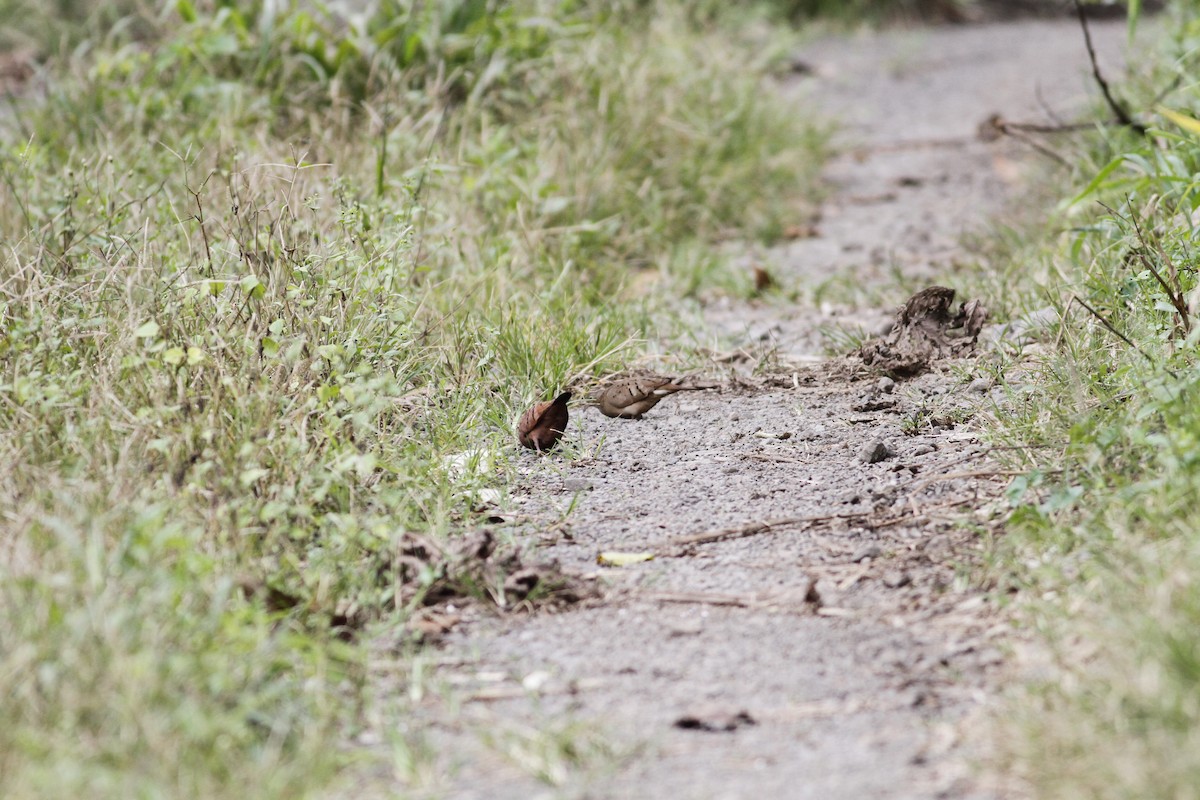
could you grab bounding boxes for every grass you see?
[965,3,1200,796]
[0,0,825,796]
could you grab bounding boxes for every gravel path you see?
[381,17,1131,800]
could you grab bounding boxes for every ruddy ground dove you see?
[597,376,708,420]
[517,391,572,451]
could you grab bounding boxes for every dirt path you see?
[387,18,1130,800]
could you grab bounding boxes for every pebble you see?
[883,570,912,588]
[750,324,781,342]
[857,439,894,464]
[877,376,896,394]
[968,377,993,394]
[852,544,882,563]
[912,443,936,456]
[668,619,705,637]
[563,478,594,492]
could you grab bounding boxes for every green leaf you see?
[186,347,206,366]
[239,274,266,299]
[318,385,340,403]
[239,467,270,487]
[134,320,160,338]
[1156,106,1200,137]
[1068,155,1127,207]
[163,347,185,366]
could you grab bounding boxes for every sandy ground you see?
[367,17,1132,800]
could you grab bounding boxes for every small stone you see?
[858,440,894,464]
[675,708,756,732]
[750,325,781,342]
[883,570,912,588]
[912,443,936,456]
[668,619,704,637]
[968,377,992,394]
[852,395,897,412]
[852,544,882,563]
[801,575,821,606]
[522,670,552,691]
[563,478,594,492]
[877,376,896,394]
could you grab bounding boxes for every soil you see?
[364,17,1133,800]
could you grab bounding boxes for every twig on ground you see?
[904,468,1037,493]
[847,136,974,159]
[638,588,823,612]
[639,590,755,608]
[744,453,807,464]
[1000,126,1071,166]
[864,494,990,530]
[663,513,870,552]
[465,678,608,702]
[646,446,1060,554]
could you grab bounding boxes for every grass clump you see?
[0,0,824,796]
[979,4,1200,796]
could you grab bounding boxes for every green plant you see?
[983,5,1200,796]
[0,1,825,795]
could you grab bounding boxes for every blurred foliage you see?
[988,3,1200,797]
[0,0,824,796]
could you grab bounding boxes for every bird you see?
[597,375,712,419]
[516,391,572,451]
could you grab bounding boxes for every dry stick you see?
[1149,72,1186,109]
[1004,119,1112,134]
[1037,81,1074,127]
[847,136,974,159]
[1125,205,1191,335]
[1000,126,1071,166]
[657,446,1061,553]
[865,494,992,531]
[900,469,1031,496]
[1069,294,1176,378]
[639,590,755,608]
[664,513,869,552]
[887,446,1004,494]
[1073,0,1146,135]
[466,680,608,703]
[1134,248,1191,334]
[745,452,806,464]
[638,588,822,612]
